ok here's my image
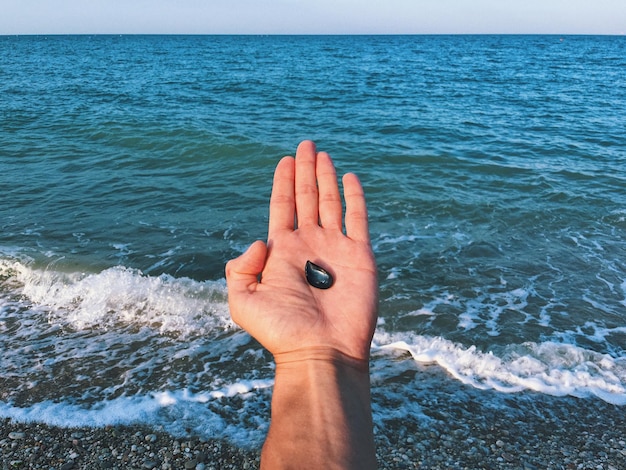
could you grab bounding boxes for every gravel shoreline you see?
[2,389,625,470]
[1,421,259,470]
[2,361,625,470]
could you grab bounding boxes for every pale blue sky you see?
[1,0,625,35]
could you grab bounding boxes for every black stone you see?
[305,260,334,289]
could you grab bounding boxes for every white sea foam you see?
[0,381,273,447]
[373,331,626,405]
[2,254,626,449]
[1,258,232,337]
[3,257,626,408]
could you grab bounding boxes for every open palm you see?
[225,141,378,362]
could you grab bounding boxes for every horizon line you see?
[2,32,624,37]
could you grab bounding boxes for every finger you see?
[316,151,342,230]
[268,156,296,237]
[294,140,319,227]
[225,240,268,290]
[343,173,371,243]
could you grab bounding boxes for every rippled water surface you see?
[1,35,626,442]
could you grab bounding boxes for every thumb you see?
[225,240,267,290]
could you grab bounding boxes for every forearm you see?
[261,348,377,470]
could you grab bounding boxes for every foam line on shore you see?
[373,332,626,405]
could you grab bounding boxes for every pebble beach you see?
[2,385,625,470]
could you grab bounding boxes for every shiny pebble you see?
[305,261,334,289]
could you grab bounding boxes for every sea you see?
[1,35,625,447]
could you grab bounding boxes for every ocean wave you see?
[3,256,626,406]
[374,331,626,405]
[0,258,232,337]
[0,383,273,447]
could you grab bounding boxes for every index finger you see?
[268,156,296,237]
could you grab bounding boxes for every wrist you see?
[264,346,375,469]
[273,346,370,374]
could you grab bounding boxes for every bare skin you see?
[225,140,378,469]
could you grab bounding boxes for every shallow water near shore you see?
[1,34,626,447]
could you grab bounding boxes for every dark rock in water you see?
[305,260,334,289]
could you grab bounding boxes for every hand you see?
[225,140,378,363]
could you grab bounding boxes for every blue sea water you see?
[1,35,626,445]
